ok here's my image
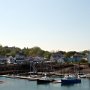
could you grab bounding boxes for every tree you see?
[43,51,51,59]
[28,47,44,57]
[65,51,77,58]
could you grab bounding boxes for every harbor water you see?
[0,77,90,90]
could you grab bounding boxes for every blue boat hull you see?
[61,79,81,85]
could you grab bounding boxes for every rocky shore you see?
[0,63,90,76]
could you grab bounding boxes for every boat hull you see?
[61,79,81,85]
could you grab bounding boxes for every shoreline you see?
[1,72,90,80]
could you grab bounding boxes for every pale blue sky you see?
[0,0,90,51]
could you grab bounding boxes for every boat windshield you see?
[64,75,77,80]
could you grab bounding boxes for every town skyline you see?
[0,44,90,52]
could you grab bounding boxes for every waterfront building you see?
[33,56,44,62]
[0,56,15,64]
[87,52,90,63]
[73,54,82,62]
[0,56,7,64]
[50,53,65,63]
[15,53,26,64]
[7,56,15,64]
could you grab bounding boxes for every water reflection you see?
[0,77,90,90]
[61,83,75,86]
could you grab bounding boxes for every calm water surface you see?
[0,77,90,90]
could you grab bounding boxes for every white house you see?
[50,53,65,63]
[7,56,15,64]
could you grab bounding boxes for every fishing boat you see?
[61,74,81,85]
[37,73,54,84]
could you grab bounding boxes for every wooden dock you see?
[0,75,40,81]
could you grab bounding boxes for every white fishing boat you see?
[78,73,86,78]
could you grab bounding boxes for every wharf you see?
[0,75,40,81]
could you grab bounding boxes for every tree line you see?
[0,45,89,59]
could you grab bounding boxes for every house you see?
[0,56,7,64]
[33,56,44,63]
[0,56,15,64]
[7,56,15,64]
[87,52,90,63]
[15,53,26,64]
[72,54,83,62]
[64,57,72,62]
[50,53,65,63]
[26,56,34,61]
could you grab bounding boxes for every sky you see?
[0,0,90,51]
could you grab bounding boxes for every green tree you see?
[65,51,77,58]
[43,51,51,59]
